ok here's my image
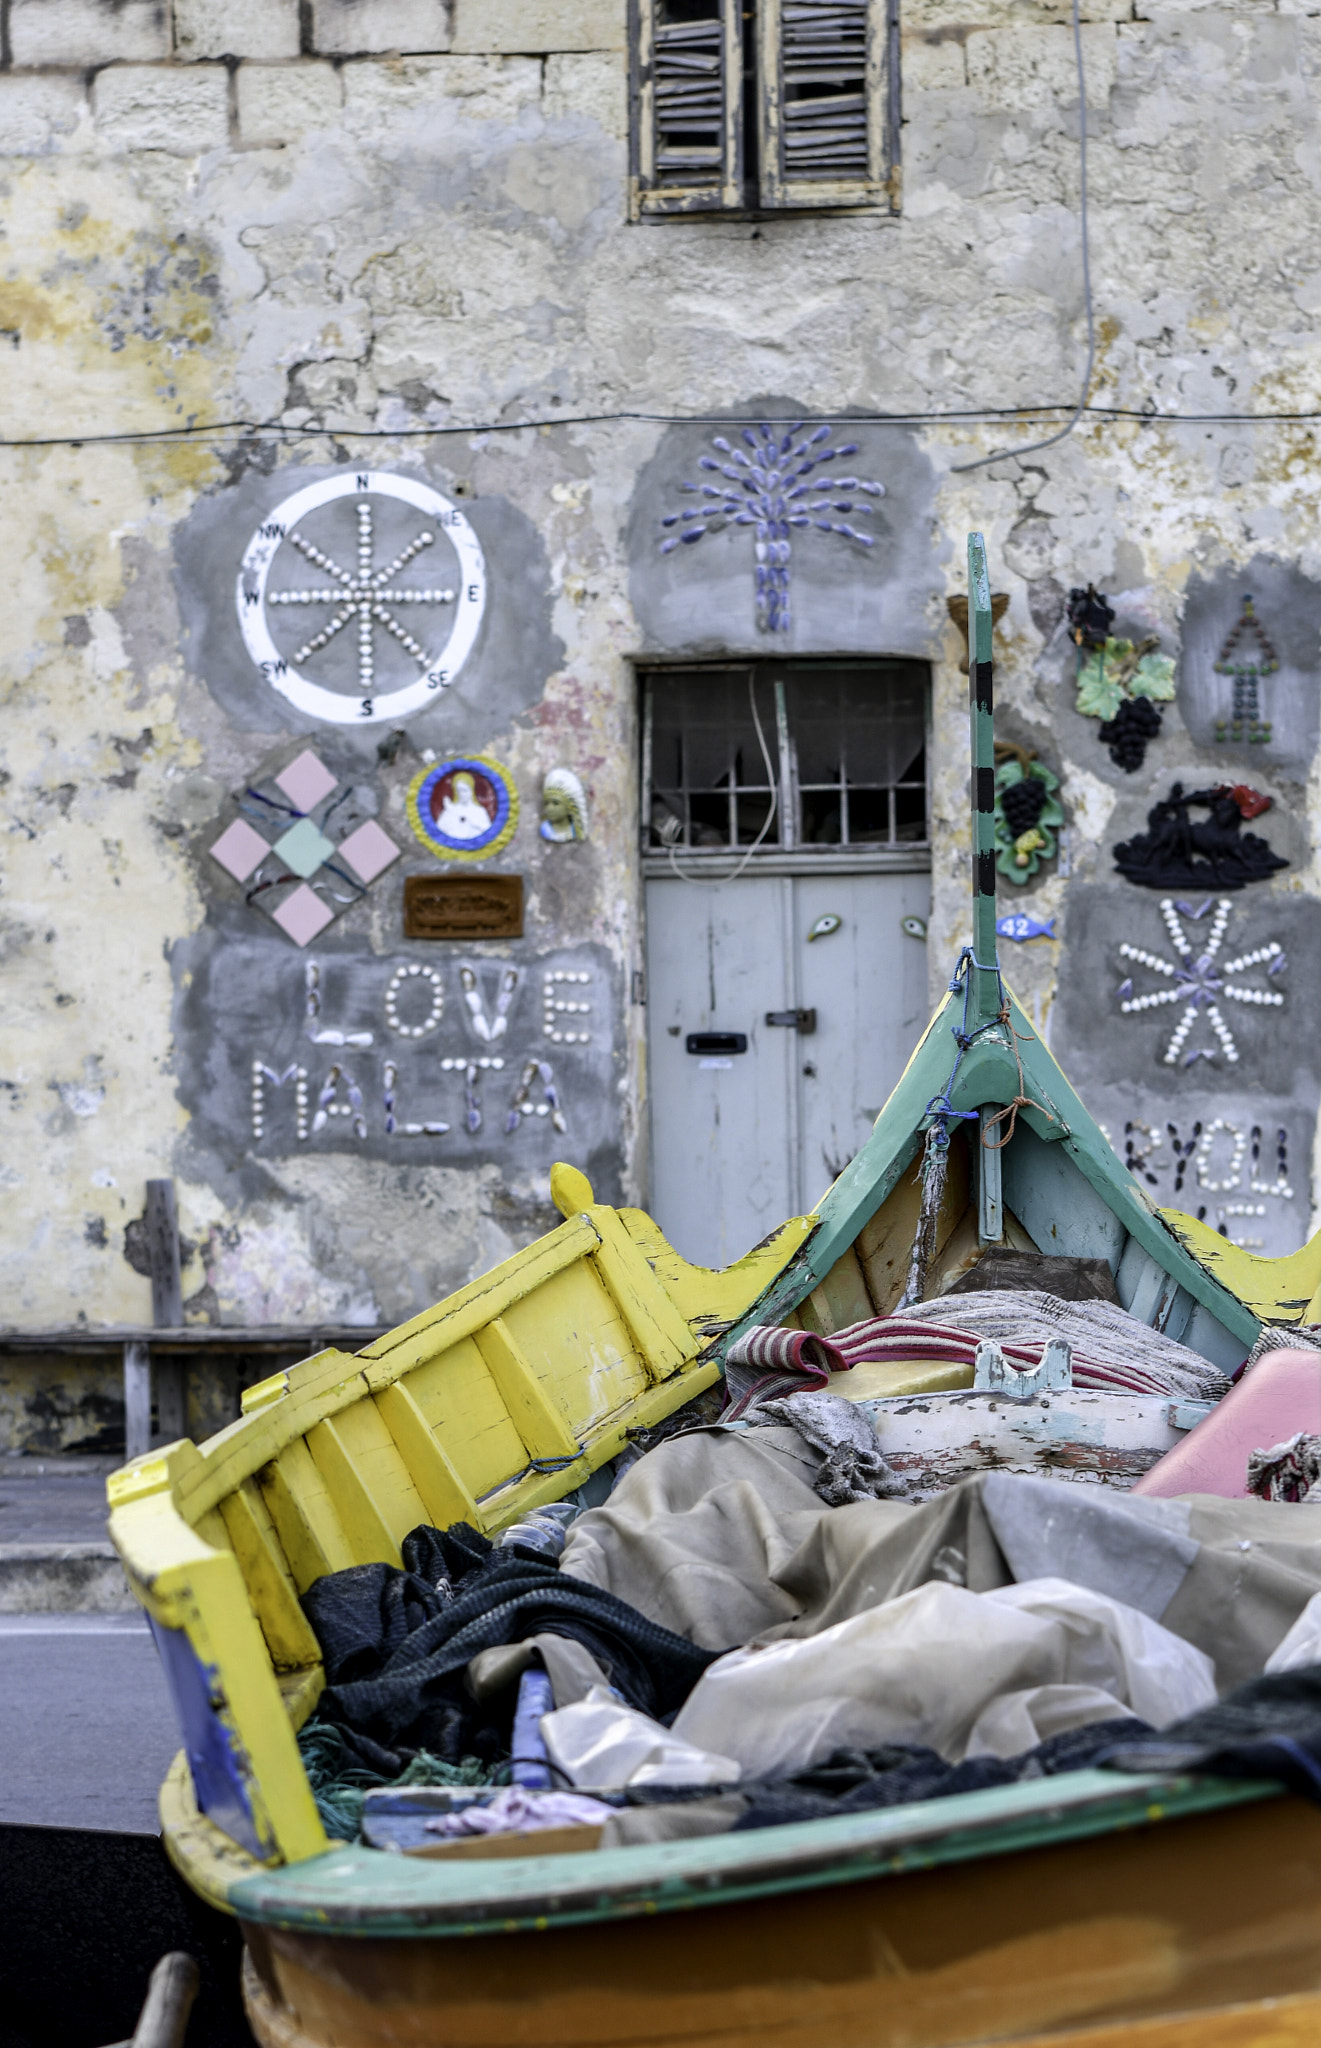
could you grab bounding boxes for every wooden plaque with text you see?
[402,873,524,941]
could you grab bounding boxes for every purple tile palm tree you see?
[660,421,886,632]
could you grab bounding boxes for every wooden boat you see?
[107,540,1321,2048]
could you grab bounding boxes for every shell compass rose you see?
[237,470,487,725]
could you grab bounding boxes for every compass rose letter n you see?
[237,471,487,726]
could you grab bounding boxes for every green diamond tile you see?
[273,817,336,879]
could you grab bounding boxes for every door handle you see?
[765,1009,816,1034]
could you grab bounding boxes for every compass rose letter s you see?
[236,470,487,726]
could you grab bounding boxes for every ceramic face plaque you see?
[407,755,519,862]
[236,470,487,725]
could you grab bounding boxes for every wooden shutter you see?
[629,0,743,218]
[757,0,889,211]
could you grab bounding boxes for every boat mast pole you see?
[966,532,1002,1028]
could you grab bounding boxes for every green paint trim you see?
[228,1770,1276,1937]
[968,532,1001,1022]
[721,978,1259,1358]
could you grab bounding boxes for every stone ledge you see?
[9,0,170,68]
[0,73,93,155]
[174,0,300,62]
[0,1544,136,1615]
[451,0,625,53]
[309,0,453,56]
[90,63,231,152]
[236,62,345,147]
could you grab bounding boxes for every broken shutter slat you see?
[630,0,743,219]
[758,0,889,211]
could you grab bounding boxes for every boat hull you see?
[238,1790,1321,2048]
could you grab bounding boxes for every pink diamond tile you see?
[270,883,335,948]
[275,750,338,812]
[209,817,270,883]
[337,819,402,886]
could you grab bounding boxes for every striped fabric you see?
[722,1327,849,1421]
[724,1289,1233,1417]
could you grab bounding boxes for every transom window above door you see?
[641,660,928,855]
[628,0,897,220]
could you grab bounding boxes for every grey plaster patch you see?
[1177,557,1321,776]
[167,907,625,1201]
[172,462,563,759]
[626,404,947,658]
[1051,882,1321,1256]
[1074,1079,1314,1260]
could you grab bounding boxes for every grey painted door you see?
[645,867,931,1266]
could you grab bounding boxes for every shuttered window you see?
[628,0,744,217]
[630,0,896,219]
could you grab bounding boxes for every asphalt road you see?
[0,1614,178,1833]
[0,1456,119,1545]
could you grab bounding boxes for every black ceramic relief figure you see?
[1113,783,1289,891]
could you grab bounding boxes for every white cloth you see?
[423,1786,613,1837]
[671,1576,1216,1780]
[541,1685,741,1791]
[1265,1587,1321,1673]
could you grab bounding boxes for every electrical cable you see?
[8,402,1321,455]
[2,0,1311,458]
[664,674,780,885]
[951,0,1094,473]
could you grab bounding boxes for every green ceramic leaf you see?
[1076,663,1124,721]
[1127,651,1176,701]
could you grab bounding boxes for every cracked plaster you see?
[2,2,1321,1398]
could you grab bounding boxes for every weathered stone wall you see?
[2,0,1319,1446]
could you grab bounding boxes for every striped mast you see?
[967,532,1001,1026]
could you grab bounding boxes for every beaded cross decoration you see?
[1214,595,1278,745]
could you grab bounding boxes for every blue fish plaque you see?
[995,914,1056,943]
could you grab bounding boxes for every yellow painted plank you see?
[193,1506,231,1554]
[476,1358,722,1532]
[218,1482,322,1672]
[305,1418,401,1568]
[403,1336,529,1499]
[500,1260,644,1437]
[586,1204,701,1380]
[355,1214,603,1371]
[259,1440,348,1587]
[836,1357,974,1400]
[175,1223,605,1527]
[474,1317,579,1464]
[1160,1209,1321,1324]
[174,1201,790,1532]
[110,1496,327,1867]
[616,1208,815,1334]
[328,1398,430,1550]
[374,1381,483,1532]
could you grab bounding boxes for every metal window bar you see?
[643,664,927,853]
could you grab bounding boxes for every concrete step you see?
[0,1541,134,1612]
[0,1456,134,1611]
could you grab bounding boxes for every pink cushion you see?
[1132,1349,1321,1499]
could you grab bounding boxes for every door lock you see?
[764,1008,817,1033]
